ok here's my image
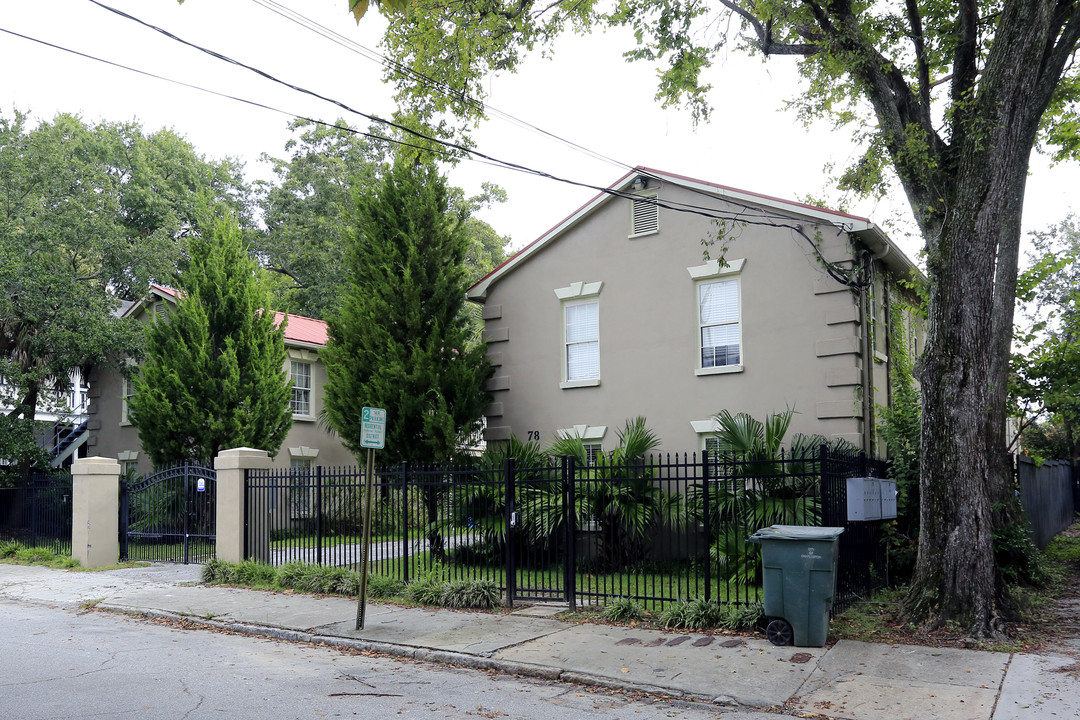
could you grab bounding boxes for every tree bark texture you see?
[903,0,1067,634]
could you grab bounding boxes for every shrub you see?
[275,562,308,589]
[442,579,501,609]
[602,596,645,623]
[201,558,226,583]
[0,540,21,558]
[366,574,405,599]
[404,573,447,605]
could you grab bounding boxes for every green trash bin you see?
[748,525,844,647]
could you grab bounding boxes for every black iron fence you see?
[0,472,73,556]
[120,462,217,564]
[245,446,888,612]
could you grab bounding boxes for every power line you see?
[247,0,631,172]
[5,6,870,287]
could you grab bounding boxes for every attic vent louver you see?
[630,194,659,237]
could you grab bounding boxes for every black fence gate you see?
[120,462,216,563]
[245,446,889,612]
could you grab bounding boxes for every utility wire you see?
[9,4,871,287]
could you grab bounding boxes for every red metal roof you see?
[273,312,329,347]
[123,286,329,348]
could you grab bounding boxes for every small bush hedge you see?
[201,559,502,609]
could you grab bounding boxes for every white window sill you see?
[695,365,744,377]
[120,420,132,427]
[292,414,317,422]
[560,379,600,389]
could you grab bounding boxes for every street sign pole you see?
[356,446,376,629]
[356,406,386,630]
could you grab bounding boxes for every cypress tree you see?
[130,215,292,465]
[322,160,490,463]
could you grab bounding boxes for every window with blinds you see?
[699,278,741,368]
[565,301,599,381]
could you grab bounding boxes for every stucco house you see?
[467,168,923,457]
[85,285,355,475]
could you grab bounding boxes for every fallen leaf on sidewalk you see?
[789,653,813,663]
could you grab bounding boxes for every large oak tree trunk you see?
[903,2,1051,633]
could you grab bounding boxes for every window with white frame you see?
[564,300,599,383]
[290,361,312,416]
[555,282,603,388]
[556,424,607,466]
[699,278,741,369]
[583,442,603,466]
[687,258,745,375]
[121,374,136,424]
[691,419,723,461]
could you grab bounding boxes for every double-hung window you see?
[699,279,741,369]
[290,361,312,416]
[565,301,599,383]
[555,281,603,388]
[121,373,136,424]
[689,259,744,375]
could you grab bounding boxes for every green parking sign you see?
[360,406,386,449]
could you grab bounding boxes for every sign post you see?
[356,407,386,630]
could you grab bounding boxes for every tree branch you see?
[904,0,931,108]
[717,0,820,55]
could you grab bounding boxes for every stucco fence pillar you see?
[71,457,121,568]
[214,447,272,564]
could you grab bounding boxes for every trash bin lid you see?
[748,525,845,542]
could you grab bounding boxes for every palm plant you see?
[554,417,673,571]
[452,436,557,561]
[692,408,824,586]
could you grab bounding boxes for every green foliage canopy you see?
[322,160,491,463]
[0,110,248,473]
[129,215,292,465]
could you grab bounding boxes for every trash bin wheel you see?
[766,618,794,646]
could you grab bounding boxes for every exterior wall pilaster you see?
[214,447,272,563]
[71,457,120,568]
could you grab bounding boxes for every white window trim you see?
[686,257,745,280]
[290,360,314,420]
[554,281,603,300]
[120,363,137,426]
[558,285,602,389]
[555,424,608,441]
[288,446,320,459]
[691,419,721,451]
[690,259,745,376]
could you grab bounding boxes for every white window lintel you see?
[288,446,320,459]
[687,257,745,280]
[556,424,608,441]
[554,281,604,300]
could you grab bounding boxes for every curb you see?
[98,603,739,709]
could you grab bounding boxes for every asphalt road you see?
[0,599,779,720]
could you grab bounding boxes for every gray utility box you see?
[845,477,897,521]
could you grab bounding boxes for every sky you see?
[3,0,1079,264]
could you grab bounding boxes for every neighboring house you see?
[86,285,355,476]
[0,370,89,469]
[467,168,924,457]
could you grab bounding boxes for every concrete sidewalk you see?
[2,563,1078,719]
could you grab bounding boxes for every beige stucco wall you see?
[87,344,357,473]
[478,183,879,455]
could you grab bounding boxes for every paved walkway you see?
[2,563,1078,719]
